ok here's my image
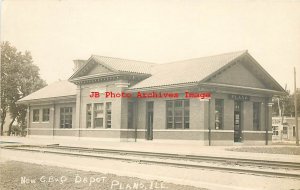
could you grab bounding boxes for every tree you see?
[272,92,300,117]
[1,42,46,136]
[1,41,19,135]
[290,93,300,117]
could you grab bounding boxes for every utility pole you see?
[294,67,299,146]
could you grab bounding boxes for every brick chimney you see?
[73,60,86,72]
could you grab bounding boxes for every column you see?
[50,104,55,137]
[75,85,82,138]
[266,102,273,145]
[203,99,211,145]
[26,105,30,137]
[114,82,130,140]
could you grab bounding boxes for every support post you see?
[134,99,138,142]
[208,99,211,146]
[266,102,273,145]
[27,105,30,137]
[75,85,82,139]
[294,67,299,146]
[52,103,56,138]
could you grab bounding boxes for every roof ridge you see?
[155,50,248,66]
[91,54,156,65]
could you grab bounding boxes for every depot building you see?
[18,50,286,145]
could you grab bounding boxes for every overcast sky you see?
[1,0,300,92]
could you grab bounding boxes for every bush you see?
[11,125,21,136]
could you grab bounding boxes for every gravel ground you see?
[0,161,207,190]
[226,147,300,155]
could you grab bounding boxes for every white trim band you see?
[153,129,207,132]
[243,131,273,133]
[28,128,146,132]
[210,130,234,133]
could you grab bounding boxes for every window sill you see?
[165,128,190,130]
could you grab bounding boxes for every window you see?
[128,102,134,129]
[166,101,173,129]
[86,104,92,128]
[60,107,72,128]
[166,100,189,129]
[215,99,224,129]
[86,103,112,128]
[253,102,260,130]
[293,126,296,137]
[283,126,288,135]
[42,108,50,122]
[272,126,279,136]
[106,102,112,128]
[94,103,104,128]
[33,109,39,122]
[184,100,190,129]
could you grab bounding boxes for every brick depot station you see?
[18,51,286,145]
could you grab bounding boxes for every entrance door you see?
[146,102,154,140]
[234,101,242,142]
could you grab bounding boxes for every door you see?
[146,101,154,140]
[234,101,243,142]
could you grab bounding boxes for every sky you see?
[1,0,300,92]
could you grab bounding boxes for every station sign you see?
[229,94,250,101]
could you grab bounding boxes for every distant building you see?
[17,50,286,145]
[272,117,299,141]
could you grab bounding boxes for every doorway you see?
[234,101,243,142]
[146,101,154,140]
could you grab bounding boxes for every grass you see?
[0,161,206,190]
[226,146,300,155]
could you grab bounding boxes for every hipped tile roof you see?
[18,80,76,102]
[18,50,252,102]
[130,50,247,89]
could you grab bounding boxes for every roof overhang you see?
[16,95,76,105]
[127,81,287,97]
[200,82,288,96]
[69,72,151,85]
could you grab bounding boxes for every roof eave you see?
[16,95,76,105]
[69,72,120,83]
[200,82,288,96]
[127,81,288,96]
[69,71,151,84]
